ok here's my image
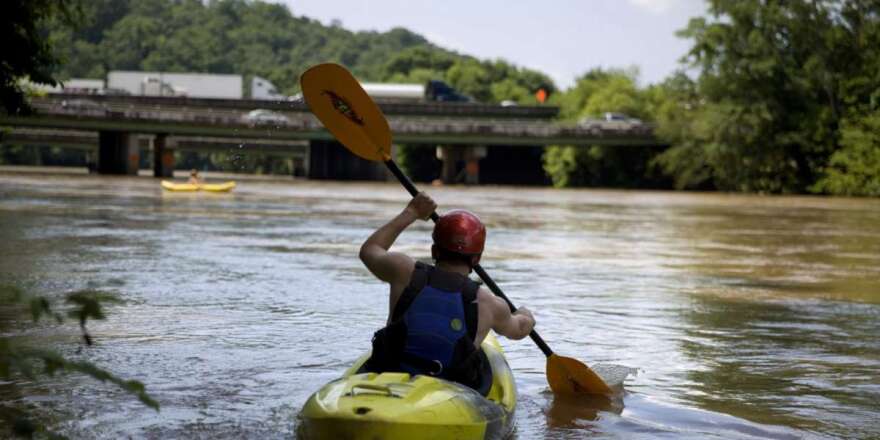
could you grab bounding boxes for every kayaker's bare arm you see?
[482,288,535,340]
[359,193,437,285]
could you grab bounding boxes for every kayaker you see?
[187,169,202,185]
[359,192,536,391]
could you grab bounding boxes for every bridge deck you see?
[1,94,659,147]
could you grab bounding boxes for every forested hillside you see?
[45,0,555,103]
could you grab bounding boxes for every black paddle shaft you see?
[385,160,554,358]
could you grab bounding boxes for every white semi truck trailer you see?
[360,83,425,101]
[107,71,285,100]
[359,81,469,102]
[67,71,463,102]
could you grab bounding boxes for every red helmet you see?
[432,210,486,255]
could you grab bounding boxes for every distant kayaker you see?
[187,169,202,185]
[359,192,536,392]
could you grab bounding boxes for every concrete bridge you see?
[0,93,660,183]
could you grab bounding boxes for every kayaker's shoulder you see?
[385,252,417,285]
[475,286,493,299]
[474,287,506,311]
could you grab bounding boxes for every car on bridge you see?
[242,109,289,126]
[578,112,644,129]
[58,99,108,117]
[603,112,642,123]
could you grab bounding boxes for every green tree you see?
[40,0,556,105]
[490,78,531,103]
[542,145,580,188]
[667,0,880,193]
[446,59,491,102]
[46,0,446,95]
[0,0,79,113]
[543,68,663,188]
[381,46,458,81]
[469,59,555,104]
[556,68,641,120]
[646,73,716,189]
[46,0,132,79]
[382,49,555,104]
[99,14,165,70]
[558,67,643,120]
[812,109,880,196]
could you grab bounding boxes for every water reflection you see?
[679,294,880,438]
[544,393,624,429]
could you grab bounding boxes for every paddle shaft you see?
[384,160,555,358]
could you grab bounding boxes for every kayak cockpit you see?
[298,333,516,440]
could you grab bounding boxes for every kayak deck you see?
[160,180,236,192]
[298,333,516,440]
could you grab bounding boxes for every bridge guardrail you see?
[10,95,659,146]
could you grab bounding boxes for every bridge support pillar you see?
[97,131,139,175]
[152,134,174,178]
[308,140,386,180]
[437,145,486,184]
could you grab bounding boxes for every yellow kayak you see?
[160,181,236,192]
[297,333,516,440]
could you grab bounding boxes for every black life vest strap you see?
[424,266,468,291]
[391,262,431,322]
[400,352,444,375]
[446,345,484,381]
[461,281,479,342]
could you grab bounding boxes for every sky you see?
[279,0,707,89]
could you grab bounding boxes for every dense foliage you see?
[45,0,554,103]
[50,0,427,94]
[811,109,880,195]
[382,46,556,104]
[542,68,670,188]
[655,0,880,194]
[543,0,880,194]
[0,0,80,114]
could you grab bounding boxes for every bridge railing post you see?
[97,131,139,175]
[152,134,174,178]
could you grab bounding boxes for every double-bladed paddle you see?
[300,63,612,396]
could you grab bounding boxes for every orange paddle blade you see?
[547,353,613,396]
[300,63,392,162]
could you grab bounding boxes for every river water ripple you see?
[1,171,878,439]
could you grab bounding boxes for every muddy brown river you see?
[1,170,878,439]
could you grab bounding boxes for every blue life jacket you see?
[365,262,486,392]
[399,281,470,375]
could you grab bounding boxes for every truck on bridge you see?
[53,71,468,103]
[34,71,285,100]
[107,71,286,100]
[360,80,470,102]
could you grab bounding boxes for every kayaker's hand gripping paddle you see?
[301,63,612,396]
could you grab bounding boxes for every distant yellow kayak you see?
[160,181,236,192]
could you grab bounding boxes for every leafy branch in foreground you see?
[1,0,82,114]
[0,286,158,438]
